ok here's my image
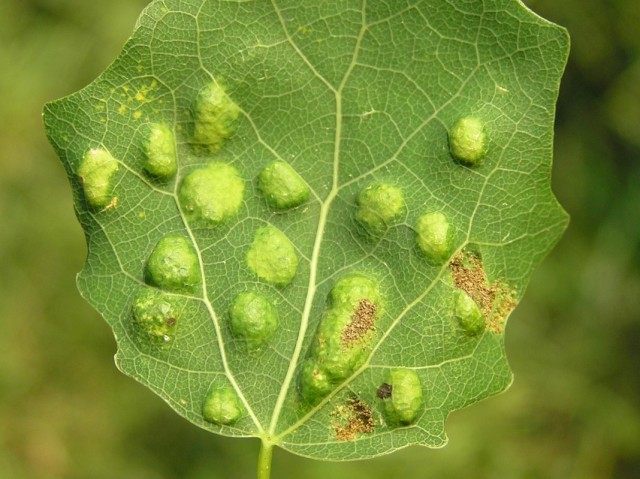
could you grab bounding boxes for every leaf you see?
[43,0,569,461]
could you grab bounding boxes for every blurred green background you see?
[1,0,639,477]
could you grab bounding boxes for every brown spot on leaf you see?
[376,383,393,399]
[165,317,177,327]
[341,299,377,347]
[450,251,517,333]
[331,395,374,441]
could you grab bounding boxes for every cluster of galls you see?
[76,81,489,429]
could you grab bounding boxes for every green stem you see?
[257,439,274,479]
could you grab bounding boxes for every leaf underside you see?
[43,0,569,461]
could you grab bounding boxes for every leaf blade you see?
[43,0,569,461]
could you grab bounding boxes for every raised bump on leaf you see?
[193,82,240,151]
[246,226,298,286]
[145,234,199,293]
[450,251,517,334]
[132,287,178,345]
[179,161,244,225]
[416,212,455,264]
[229,291,278,347]
[202,384,243,425]
[258,160,310,210]
[381,368,423,425]
[449,116,487,166]
[299,274,383,404]
[299,360,333,400]
[355,183,406,235]
[454,290,485,335]
[144,123,177,180]
[78,147,119,209]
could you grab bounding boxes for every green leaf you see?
[43,0,569,462]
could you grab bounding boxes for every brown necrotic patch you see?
[450,251,517,333]
[376,383,393,399]
[331,395,375,441]
[341,299,377,347]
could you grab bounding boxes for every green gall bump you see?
[144,123,177,180]
[450,250,517,334]
[381,368,423,425]
[145,234,199,293]
[416,212,455,264]
[454,290,485,335]
[202,385,243,425]
[329,274,382,312]
[132,288,178,344]
[193,82,240,151]
[355,183,406,235]
[449,116,487,166]
[179,162,244,225]
[299,274,383,405]
[229,292,278,347]
[258,161,310,210]
[246,226,298,286]
[299,360,333,401]
[78,148,119,209]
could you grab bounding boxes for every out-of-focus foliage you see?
[0,0,638,477]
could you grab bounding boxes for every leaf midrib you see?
[264,0,368,439]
